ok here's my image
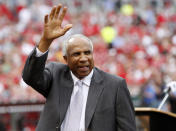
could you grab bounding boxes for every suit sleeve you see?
[22,48,53,98]
[116,79,136,131]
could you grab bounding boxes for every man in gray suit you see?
[22,4,136,131]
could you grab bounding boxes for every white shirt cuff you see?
[36,47,48,57]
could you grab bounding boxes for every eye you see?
[84,51,91,55]
[72,52,80,57]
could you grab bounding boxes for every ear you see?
[63,56,67,63]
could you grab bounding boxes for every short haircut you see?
[62,34,93,56]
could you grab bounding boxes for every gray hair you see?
[62,34,93,56]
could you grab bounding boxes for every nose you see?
[79,53,88,62]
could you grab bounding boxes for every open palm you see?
[43,4,72,41]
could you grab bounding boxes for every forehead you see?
[67,37,92,52]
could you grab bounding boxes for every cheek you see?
[68,59,77,68]
[89,57,94,65]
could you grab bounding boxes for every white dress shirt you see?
[61,70,93,131]
[35,48,94,131]
[36,47,48,57]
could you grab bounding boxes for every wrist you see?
[38,36,53,53]
[41,35,53,45]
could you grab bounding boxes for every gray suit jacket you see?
[22,48,136,131]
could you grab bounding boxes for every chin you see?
[78,72,90,78]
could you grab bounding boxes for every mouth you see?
[78,65,89,72]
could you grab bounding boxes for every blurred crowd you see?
[1,0,176,113]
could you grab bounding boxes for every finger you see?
[58,7,67,25]
[44,15,49,24]
[49,6,56,20]
[62,24,73,34]
[54,4,62,19]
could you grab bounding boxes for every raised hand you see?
[38,4,72,52]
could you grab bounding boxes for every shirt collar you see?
[70,69,94,87]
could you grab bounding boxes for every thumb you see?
[62,24,73,34]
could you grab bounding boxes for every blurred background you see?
[1,0,176,130]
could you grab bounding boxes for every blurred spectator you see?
[101,23,116,48]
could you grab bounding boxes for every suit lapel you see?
[59,67,74,126]
[85,68,104,129]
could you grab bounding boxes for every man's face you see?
[64,37,94,79]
